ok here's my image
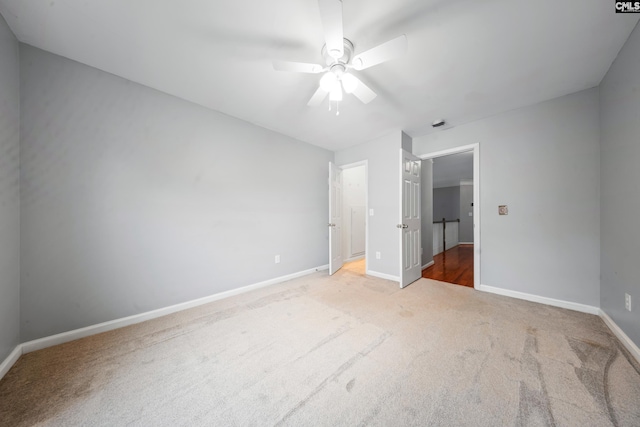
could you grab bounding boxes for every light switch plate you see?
[369,209,374,216]
[499,205,508,215]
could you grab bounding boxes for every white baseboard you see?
[344,255,365,263]
[19,264,329,355]
[459,242,474,245]
[0,345,23,381]
[478,284,600,315]
[366,270,400,282]
[599,310,640,364]
[422,261,435,270]
[5,271,638,380]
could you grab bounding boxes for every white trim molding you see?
[366,270,400,282]
[478,284,600,315]
[4,272,639,380]
[0,345,22,381]
[338,160,368,170]
[422,260,435,270]
[418,143,480,290]
[21,264,329,354]
[0,264,329,380]
[344,255,365,263]
[599,310,640,364]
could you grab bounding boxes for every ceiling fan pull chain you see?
[336,101,340,116]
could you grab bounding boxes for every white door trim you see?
[417,143,480,289]
[329,162,343,275]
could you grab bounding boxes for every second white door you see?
[399,149,422,288]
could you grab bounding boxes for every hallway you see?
[422,244,474,288]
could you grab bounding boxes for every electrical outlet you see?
[376,251,381,260]
[625,293,632,311]
[275,255,280,264]
[369,209,374,216]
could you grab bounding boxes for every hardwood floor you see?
[422,244,474,288]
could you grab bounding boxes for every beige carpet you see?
[1,260,639,426]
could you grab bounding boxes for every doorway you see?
[418,144,480,289]
[342,165,366,262]
[329,161,368,276]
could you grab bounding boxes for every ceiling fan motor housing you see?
[330,63,346,77]
[322,39,354,66]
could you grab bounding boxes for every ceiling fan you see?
[273,0,407,113]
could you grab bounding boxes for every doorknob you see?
[397,224,408,229]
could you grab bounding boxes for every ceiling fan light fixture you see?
[330,82,343,101]
[272,1,407,109]
[320,72,338,91]
[341,73,359,94]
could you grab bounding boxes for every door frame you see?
[328,162,343,275]
[417,143,480,289]
[336,160,369,274]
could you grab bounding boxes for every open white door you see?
[329,162,343,275]
[399,149,422,288]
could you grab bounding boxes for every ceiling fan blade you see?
[352,34,407,71]
[318,0,344,58]
[273,61,324,73]
[307,86,329,106]
[349,76,377,104]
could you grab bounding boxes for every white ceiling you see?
[432,151,473,189]
[0,0,637,151]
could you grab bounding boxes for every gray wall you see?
[401,131,412,152]
[414,89,600,307]
[600,23,640,346]
[19,45,333,341]
[433,186,460,222]
[0,14,20,361]
[459,184,474,243]
[420,160,433,267]
[335,132,400,278]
